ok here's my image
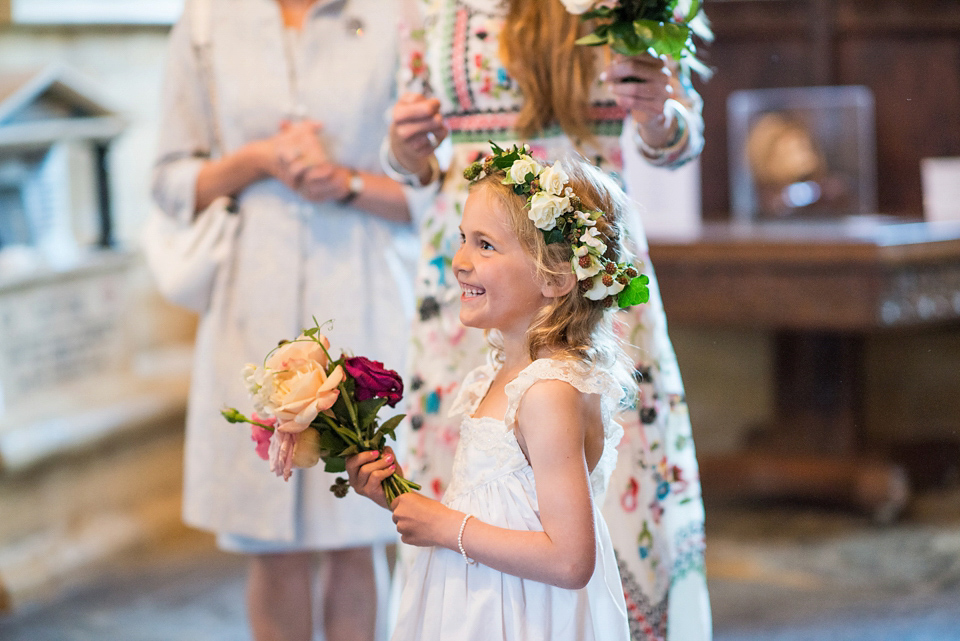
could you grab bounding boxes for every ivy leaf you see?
[617,273,651,308]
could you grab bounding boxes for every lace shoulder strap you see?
[446,363,496,419]
[503,358,624,429]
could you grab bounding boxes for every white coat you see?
[152,0,415,546]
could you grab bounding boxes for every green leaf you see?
[337,444,360,458]
[330,395,353,426]
[542,228,565,245]
[358,396,388,433]
[377,414,406,441]
[617,273,651,308]
[575,32,608,47]
[319,428,348,455]
[582,6,614,19]
[323,456,347,473]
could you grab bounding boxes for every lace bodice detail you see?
[444,358,625,502]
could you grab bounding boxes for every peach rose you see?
[261,335,344,433]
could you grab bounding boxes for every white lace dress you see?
[391,358,630,641]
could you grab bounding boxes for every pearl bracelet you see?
[458,513,477,565]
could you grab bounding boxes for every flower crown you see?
[463,143,649,309]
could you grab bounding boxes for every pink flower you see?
[268,431,297,480]
[250,413,276,461]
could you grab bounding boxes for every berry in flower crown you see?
[463,142,650,310]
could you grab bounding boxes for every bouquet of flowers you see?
[560,0,711,74]
[221,319,420,503]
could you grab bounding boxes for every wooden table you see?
[648,219,960,522]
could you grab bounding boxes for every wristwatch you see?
[339,169,364,205]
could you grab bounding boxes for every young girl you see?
[347,146,648,640]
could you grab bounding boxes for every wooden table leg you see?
[699,330,911,523]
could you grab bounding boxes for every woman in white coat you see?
[151,1,416,639]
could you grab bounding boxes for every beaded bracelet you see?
[458,513,477,565]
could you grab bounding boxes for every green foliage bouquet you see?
[561,0,711,75]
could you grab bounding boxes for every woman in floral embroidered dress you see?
[383,1,712,639]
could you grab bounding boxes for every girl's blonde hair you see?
[500,0,596,140]
[471,156,638,399]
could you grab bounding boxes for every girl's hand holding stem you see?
[345,447,398,510]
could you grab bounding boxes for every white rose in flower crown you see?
[507,156,542,185]
[560,0,598,15]
[538,162,569,196]
[528,191,571,230]
[263,334,345,432]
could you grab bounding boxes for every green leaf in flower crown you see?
[618,273,651,308]
[543,228,565,245]
[377,413,406,441]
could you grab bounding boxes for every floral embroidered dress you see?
[393,358,630,641]
[397,0,711,639]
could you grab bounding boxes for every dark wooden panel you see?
[698,0,960,219]
[838,37,960,216]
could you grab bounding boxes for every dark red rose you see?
[343,356,404,407]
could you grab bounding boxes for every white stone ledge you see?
[0,346,191,476]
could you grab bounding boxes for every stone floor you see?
[2,488,960,641]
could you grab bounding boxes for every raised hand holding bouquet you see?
[562,0,712,75]
[222,319,419,503]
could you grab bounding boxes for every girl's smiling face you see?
[453,186,550,340]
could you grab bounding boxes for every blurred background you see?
[1,0,959,639]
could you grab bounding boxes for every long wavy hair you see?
[472,156,638,399]
[499,0,597,140]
